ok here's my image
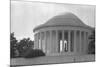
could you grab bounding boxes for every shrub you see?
[10,48,16,58]
[23,48,45,58]
[10,48,19,58]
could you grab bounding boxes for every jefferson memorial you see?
[33,13,93,56]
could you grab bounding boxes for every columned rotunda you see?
[33,13,93,56]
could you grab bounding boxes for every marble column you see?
[62,30,64,52]
[50,30,52,53]
[68,30,71,52]
[44,31,46,53]
[80,31,82,53]
[74,30,77,54]
[79,31,82,53]
[81,31,84,53]
[83,32,86,54]
[34,33,38,49]
[39,32,42,49]
[34,34,36,49]
[36,33,38,49]
[56,30,58,53]
[83,31,86,54]
[86,32,88,54]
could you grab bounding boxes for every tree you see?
[10,32,18,58]
[10,32,34,57]
[17,38,34,57]
[88,30,95,54]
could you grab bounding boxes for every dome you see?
[33,13,92,32]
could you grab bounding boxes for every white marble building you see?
[33,13,93,56]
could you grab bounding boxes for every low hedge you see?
[23,48,45,58]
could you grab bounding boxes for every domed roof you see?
[33,13,92,32]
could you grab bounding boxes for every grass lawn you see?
[10,54,95,66]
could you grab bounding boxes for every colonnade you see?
[34,30,89,55]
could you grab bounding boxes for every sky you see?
[11,0,95,40]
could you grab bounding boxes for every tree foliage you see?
[10,32,34,58]
[10,32,18,58]
[88,30,95,54]
[17,38,34,57]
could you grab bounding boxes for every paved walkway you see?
[10,55,95,66]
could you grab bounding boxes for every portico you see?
[33,13,93,56]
